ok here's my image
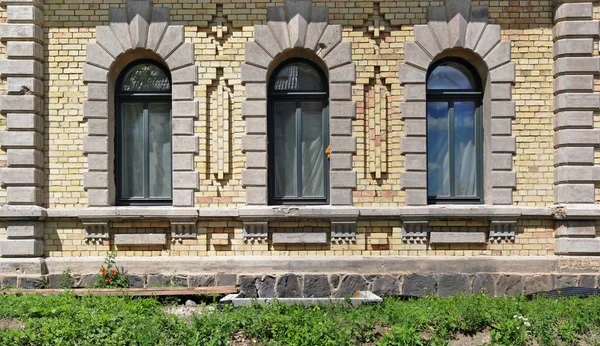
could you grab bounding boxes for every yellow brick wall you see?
[0,7,6,206]
[44,219,554,257]
[37,0,559,208]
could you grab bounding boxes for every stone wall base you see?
[2,256,600,297]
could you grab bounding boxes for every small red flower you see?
[108,278,113,282]
[104,278,109,282]
[111,270,117,275]
[101,269,107,275]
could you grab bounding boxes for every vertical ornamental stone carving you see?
[0,0,45,207]
[241,0,356,206]
[400,0,516,206]
[82,0,199,207]
[366,68,389,179]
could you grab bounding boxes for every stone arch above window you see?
[241,0,356,206]
[82,0,199,207]
[400,0,516,206]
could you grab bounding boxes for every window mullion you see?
[296,101,302,198]
[449,101,455,198]
[144,102,149,199]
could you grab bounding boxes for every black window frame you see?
[115,59,173,206]
[426,58,484,204]
[268,58,330,205]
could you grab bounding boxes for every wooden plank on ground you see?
[1,286,238,296]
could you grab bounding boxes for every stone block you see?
[156,25,184,59]
[189,275,216,287]
[427,6,450,49]
[245,117,267,135]
[404,84,426,101]
[474,25,501,57]
[554,129,600,147]
[127,275,145,288]
[402,274,436,297]
[405,153,427,171]
[330,188,353,206]
[330,83,352,101]
[304,6,328,50]
[329,63,356,83]
[20,277,45,289]
[491,118,512,136]
[245,186,267,205]
[276,274,302,298]
[171,65,197,84]
[0,23,43,42]
[555,166,600,183]
[258,275,275,297]
[401,137,426,154]
[553,57,600,77]
[6,149,43,168]
[6,41,43,60]
[86,42,114,70]
[238,275,259,298]
[87,83,108,101]
[330,118,352,136]
[472,273,495,295]
[400,101,426,119]
[318,25,342,57]
[556,238,600,255]
[173,189,194,207]
[524,275,554,295]
[330,136,356,153]
[1,167,43,186]
[165,43,194,71]
[489,62,516,83]
[404,119,426,136]
[331,171,356,189]
[83,171,109,189]
[83,64,108,83]
[241,135,267,152]
[94,25,123,58]
[371,276,400,296]
[496,274,523,296]
[303,274,331,298]
[87,189,110,207]
[241,63,267,83]
[324,41,352,69]
[554,3,592,22]
[0,239,43,257]
[7,5,43,24]
[172,101,198,118]
[0,131,43,149]
[330,101,356,119]
[490,188,513,205]
[399,64,427,85]
[403,42,431,70]
[245,41,271,69]
[553,39,594,59]
[484,40,511,70]
[330,153,352,170]
[242,169,267,186]
[579,275,597,288]
[0,95,42,114]
[404,189,427,206]
[554,111,594,130]
[490,83,512,101]
[491,101,515,118]
[491,153,513,170]
[465,8,488,49]
[114,234,167,246]
[492,171,516,188]
[87,154,108,171]
[555,184,595,203]
[87,119,108,135]
[172,135,198,153]
[6,113,43,132]
[6,186,42,205]
[173,153,194,171]
[429,232,486,244]
[146,6,169,50]
[491,136,516,153]
[217,273,236,287]
[83,136,108,154]
[172,118,194,135]
[6,221,43,239]
[333,275,367,298]
[246,152,267,169]
[401,171,426,189]
[414,25,442,57]
[242,100,266,117]
[7,77,43,96]
[437,274,470,297]
[253,25,281,58]
[146,275,170,287]
[173,172,198,190]
[554,147,594,166]
[555,275,579,289]
[245,82,266,100]
[553,20,600,40]
[556,220,596,238]
[272,232,327,244]
[172,84,194,101]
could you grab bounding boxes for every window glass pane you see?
[454,102,477,197]
[273,102,298,198]
[148,103,172,199]
[301,102,325,198]
[121,103,145,198]
[427,62,476,90]
[121,63,170,93]
[273,62,325,92]
[427,102,450,197]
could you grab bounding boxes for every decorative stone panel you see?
[241,0,356,206]
[83,221,110,243]
[170,220,198,242]
[489,220,517,243]
[242,221,268,242]
[82,0,199,207]
[552,2,600,255]
[399,0,516,206]
[0,0,45,207]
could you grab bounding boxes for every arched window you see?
[426,58,483,204]
[268,59,329,205]
[115,60,172,205]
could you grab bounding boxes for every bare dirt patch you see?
[0,319,25,330]
[449,329,491,346]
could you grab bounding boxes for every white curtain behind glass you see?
[274,102,297,198]
[122,103,145,198]
[148,103,172,198]
[301,102,325,197]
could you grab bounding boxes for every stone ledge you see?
[430,232,487,244]
[113,234,167,246]
[272,232,328,244]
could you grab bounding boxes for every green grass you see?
[1,293,600,345]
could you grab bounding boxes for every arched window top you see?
[427,59,480,92]
[270,60,327,93]
[119,61,171,94]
